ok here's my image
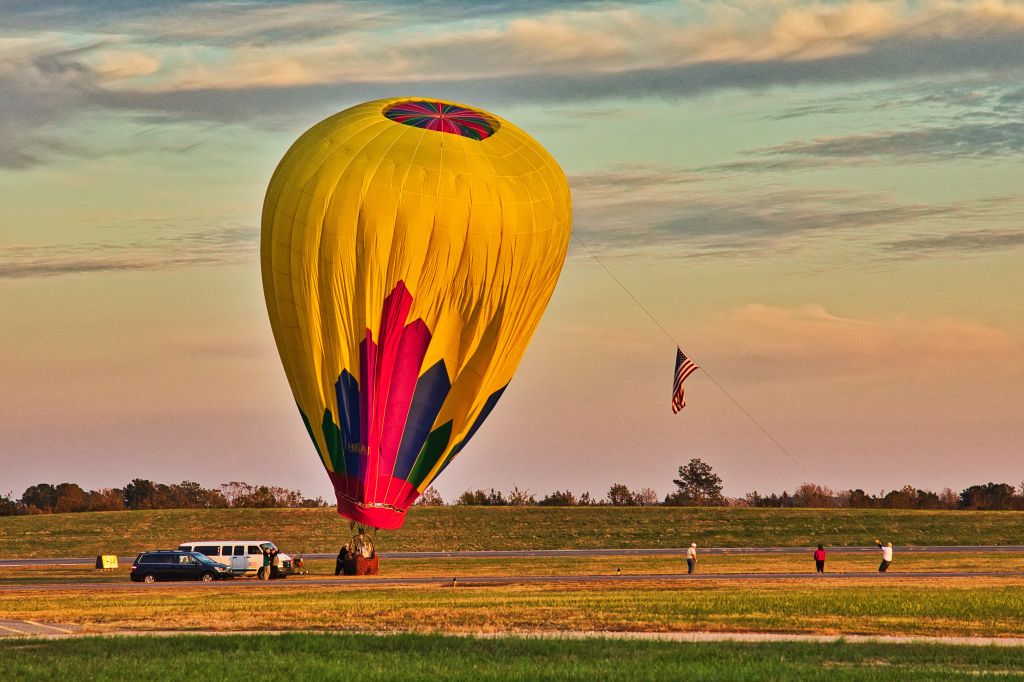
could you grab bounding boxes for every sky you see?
[2,0,1023,503]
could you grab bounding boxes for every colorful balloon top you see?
[261,98,571,529]
[383,100,497,140]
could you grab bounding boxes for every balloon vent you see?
[384,100,497,140]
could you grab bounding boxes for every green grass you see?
[4,577,1024,637]
[2,634,1024,681]
[3,506,1023,558]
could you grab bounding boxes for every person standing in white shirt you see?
[686,543,698,574]
[876,540,893,572]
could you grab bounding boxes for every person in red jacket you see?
[813,544,826,573]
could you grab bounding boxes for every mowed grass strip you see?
[2,578,1023,637]
[4,552,1021,585]
[3,633,1024,681]
[4,506,1024,558]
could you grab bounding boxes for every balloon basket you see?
[343,555,379,576]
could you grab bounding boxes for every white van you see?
[177,540,292,577]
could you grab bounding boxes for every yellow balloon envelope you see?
[261,98,571,528]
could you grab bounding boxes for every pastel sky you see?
[2,0,1022,503]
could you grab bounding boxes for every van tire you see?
[143,574,156,583]
[200,572,215,582]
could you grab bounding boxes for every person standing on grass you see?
[686,543,698,574]
[335,544,349,576]
[876,540,893,572]
[814,544,826,573]
[260,547,271,580]
[270,548,282,578]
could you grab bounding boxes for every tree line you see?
[432,459,1024,511]
[0,480,327,516]
[4,459,1023,515]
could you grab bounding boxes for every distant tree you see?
[666,459,724,506]
[606,483,637,506]
[960,483,1016,510]
[53,483,88,513]
[85,488,125,512]
[938,487,959,510]
[456,489,488,505]
[124,479,161,510]
[793,483,835,508]
[228,484,281,508]
[845,489,878,509]
[539,490,578,506]
[507,486,536,506]
[0,493,22,516]
[415,487,444,506]
[578,492,595,506]
[914,489,941,510]
[882,485,920,509]
[165,481,228,508]
[747,491,798,508]
[635,487,659,506]
[456,488,507,505]
[21,483,59,513]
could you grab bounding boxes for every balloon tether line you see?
[569,232,878,543]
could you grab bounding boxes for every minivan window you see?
[177,555,196,564]
[178,545,191,551]
[234,546,245,556]
[195,546,219,556]
[248,546,261,554]
[141,554,172,564]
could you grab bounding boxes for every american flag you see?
[672,347,699,414]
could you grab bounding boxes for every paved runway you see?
[0,619,80,636]
[5,545,1024,567]
[1,570,1020,592]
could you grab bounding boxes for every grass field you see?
[4,576,1024,637]
[3,506,1023,558]
[3,633,1024,681]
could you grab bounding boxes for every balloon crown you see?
[383,100,497,140]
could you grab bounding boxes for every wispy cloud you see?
[704,303,1019,381]
[3,1,1024,139]
[732,122,1024,169]
[569,164,986,257]
[0,224,257,279]
[883,229,1024,256]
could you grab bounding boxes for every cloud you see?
[569,164,969,256]
[4,0,1024,169]
[883,229,1024,256]
[705,80,1024,171]
[705,303,1018,380]
[0,39,107,168]
[0,224,257,279]
[741,122,1024,166]
[5,1,1024,113]
[74,1,1024,93]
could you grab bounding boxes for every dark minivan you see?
[130,550,235,583]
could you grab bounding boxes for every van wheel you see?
[200,572,215,582]
[143,574,156,583]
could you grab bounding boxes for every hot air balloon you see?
[261,98,571,529]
